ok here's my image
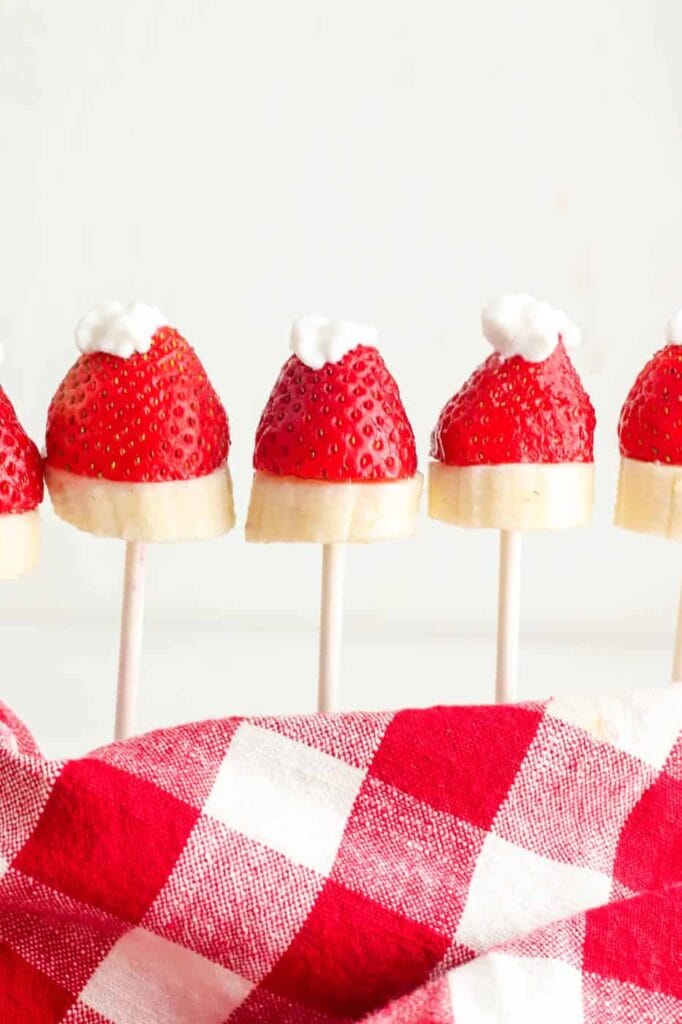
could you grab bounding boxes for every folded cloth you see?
[0,688,681,1023]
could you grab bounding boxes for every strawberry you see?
[0,388,43,513]
[619,344,682,465]
[254,346,417,481]
[431,342,595,466]
[46,327,229,483]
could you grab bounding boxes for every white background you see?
[0,1,680,756]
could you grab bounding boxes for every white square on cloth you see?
[449,952,583,1023]
[547,686,682,769]
[80,927,252,1024]
[455,833,611,951]
[204,722,366,875]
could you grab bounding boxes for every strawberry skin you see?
[46,327,229,483]
[254,346,417,481]
[431,342,595,466]
[0,389,43,513]
[619,344,682,465]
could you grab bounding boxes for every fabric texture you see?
[0,688,681,1022]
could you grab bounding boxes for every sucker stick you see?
[495,529,522,704]
[318,542,345,712]
[114,540,147,740]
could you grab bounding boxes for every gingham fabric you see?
[1,688,682,1023]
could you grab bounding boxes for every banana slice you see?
[0,510,40,579]
[615,456,682,540]
[429,461,594,530]
[246,470,423,543]
[45,464,235,542]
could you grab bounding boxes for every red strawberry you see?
[46,327,229,483]
[619,344,682,465]
[0,388,43,513]
[254,346,417,481]
[431,342,595,466]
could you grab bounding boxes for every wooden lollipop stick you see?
[318,542,345,712]
[495,529,523,704]
[673,580,682,684]
[114,541,147,740]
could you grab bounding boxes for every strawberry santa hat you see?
[0,342,43,578]
[45,302,235,541]
[615,310,682,540]
[246,315,422,543]
[429,294,596,530]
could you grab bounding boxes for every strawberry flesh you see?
[46,327,229,483]
[0,389,43,513]
[431,342,595,465]
[619,344,682,465]
[254,346,417,481]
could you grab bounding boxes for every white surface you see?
[1,1,681,748]
[481,294,579,363]
[0,616,674,760]
[75,301,167,357]
[290,313,378,370]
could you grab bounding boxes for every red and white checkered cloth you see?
[1,688,682,1023]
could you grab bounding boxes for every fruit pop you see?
[45,303,235,738]
[246,315,422,711]
[429,295,595,701]
[615,310,682,680]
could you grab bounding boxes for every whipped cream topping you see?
[481,294,581,363]
[75,302,168,359]
[290,314,379,370]
[666,309,682,345]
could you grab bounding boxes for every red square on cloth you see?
[613,770,682,892]
[265,878,450,1018]
[369,705,542,830]
[13,758,200,922]
[0,942,73,1024]
[583,886,682,1000]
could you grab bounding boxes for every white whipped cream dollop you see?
[290,314,379,370]
[481,294,581,363]
[666,309,682,345]
[75,301,168,359]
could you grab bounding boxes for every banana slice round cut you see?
[615,457,682,541]
[428,461,594,531]
[246,470,423,543]
[45,464,236,542]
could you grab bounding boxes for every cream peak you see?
[482,294,581,363]
[290,314,379,370]
[75,302,168,359]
